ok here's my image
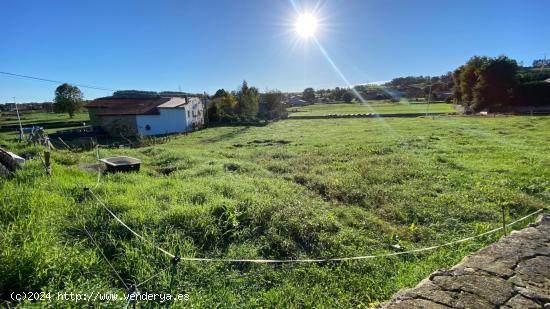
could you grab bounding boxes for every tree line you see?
[298,55,549,111]
[207,81,287,124]
[452,56,550,112]
[299,74,454,104]
[52,55,549,119]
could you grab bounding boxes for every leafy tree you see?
[302,87,315,102]
[342,91,353,103]
[206,101,220,122]
[207,92,238,123]
[453,55,519,112]
[472,56,518,111]
[54,83,83,118]
[452,68,463,103]
[236,81,259,118]
[213,89,227,99]
[220,92,238,114]
[517,81,550,107]
[330,87,346,101]
[261,90,287,119]
[451,56,486,108]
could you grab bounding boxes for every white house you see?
[136,97,204,136]
[86,96,205,137]
[287,96,308,106]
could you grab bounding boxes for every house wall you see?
[100,115,138,136]
[136,109,187,136]
[184,98,205,130]
[136,99,204,136]
[87,108,103,128]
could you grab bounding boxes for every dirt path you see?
[383,214,550,308]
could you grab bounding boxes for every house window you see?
[145,124,151,131]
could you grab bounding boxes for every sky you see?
[1,0,549,103]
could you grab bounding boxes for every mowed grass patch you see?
[0,115,549,307]
[287,101,455,117]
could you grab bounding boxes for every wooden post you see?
[501,206,507,236]
[44,151,52,176]
[126,284,137,309]
[166,247,180,308]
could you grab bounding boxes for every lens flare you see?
[295,13,318,38]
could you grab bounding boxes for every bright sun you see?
[295,13,318,38]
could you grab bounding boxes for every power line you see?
[0,71,115,92]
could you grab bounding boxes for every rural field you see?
[1,112,549,307]
[0,111,89,127]
[287,101,455,117]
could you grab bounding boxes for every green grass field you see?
[288,101,456,117]
[1,114,549,307]
[0,111,90,142]
[0,110,89,126]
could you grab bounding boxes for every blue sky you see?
[1,0,549,102]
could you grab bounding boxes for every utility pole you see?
[13,97,24,141]
[425,76,432,117]
[203,91,209,127]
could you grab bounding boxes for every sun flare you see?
[294,13,318,38]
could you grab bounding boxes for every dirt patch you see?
[233,139,291,148]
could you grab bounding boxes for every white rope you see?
[87,188,545,263]
[86,189,176,259]
[82,224,129,289]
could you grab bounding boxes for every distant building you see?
[85,96,204,136]
[287,96,308,106]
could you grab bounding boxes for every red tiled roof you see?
[86,98,170,116]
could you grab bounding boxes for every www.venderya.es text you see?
[11,291,190,303]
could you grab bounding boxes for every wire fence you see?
[85,188,545,264]
[33,153,547,307]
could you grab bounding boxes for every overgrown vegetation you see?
[207,81,286,124]
[1,114,548,307]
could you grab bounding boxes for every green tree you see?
[452,68,463,103]
[261,90,287,119]
[460,56,486,106]
[220,92,238,114]
[207,92,238,123]
[342,91,353,103]
[330,87,346,101]
[236,81,259,118]
[213,89,227,99]
[472,56,518,112]
[54,83,83,118]
[302,87,315,102]
[206,101,220,122]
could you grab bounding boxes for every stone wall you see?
[383,214,550,308]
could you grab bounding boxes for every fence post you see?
[166,246,180,308]
[44,150,52,177]
[501,206,507,236]
[125,284,137,309]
